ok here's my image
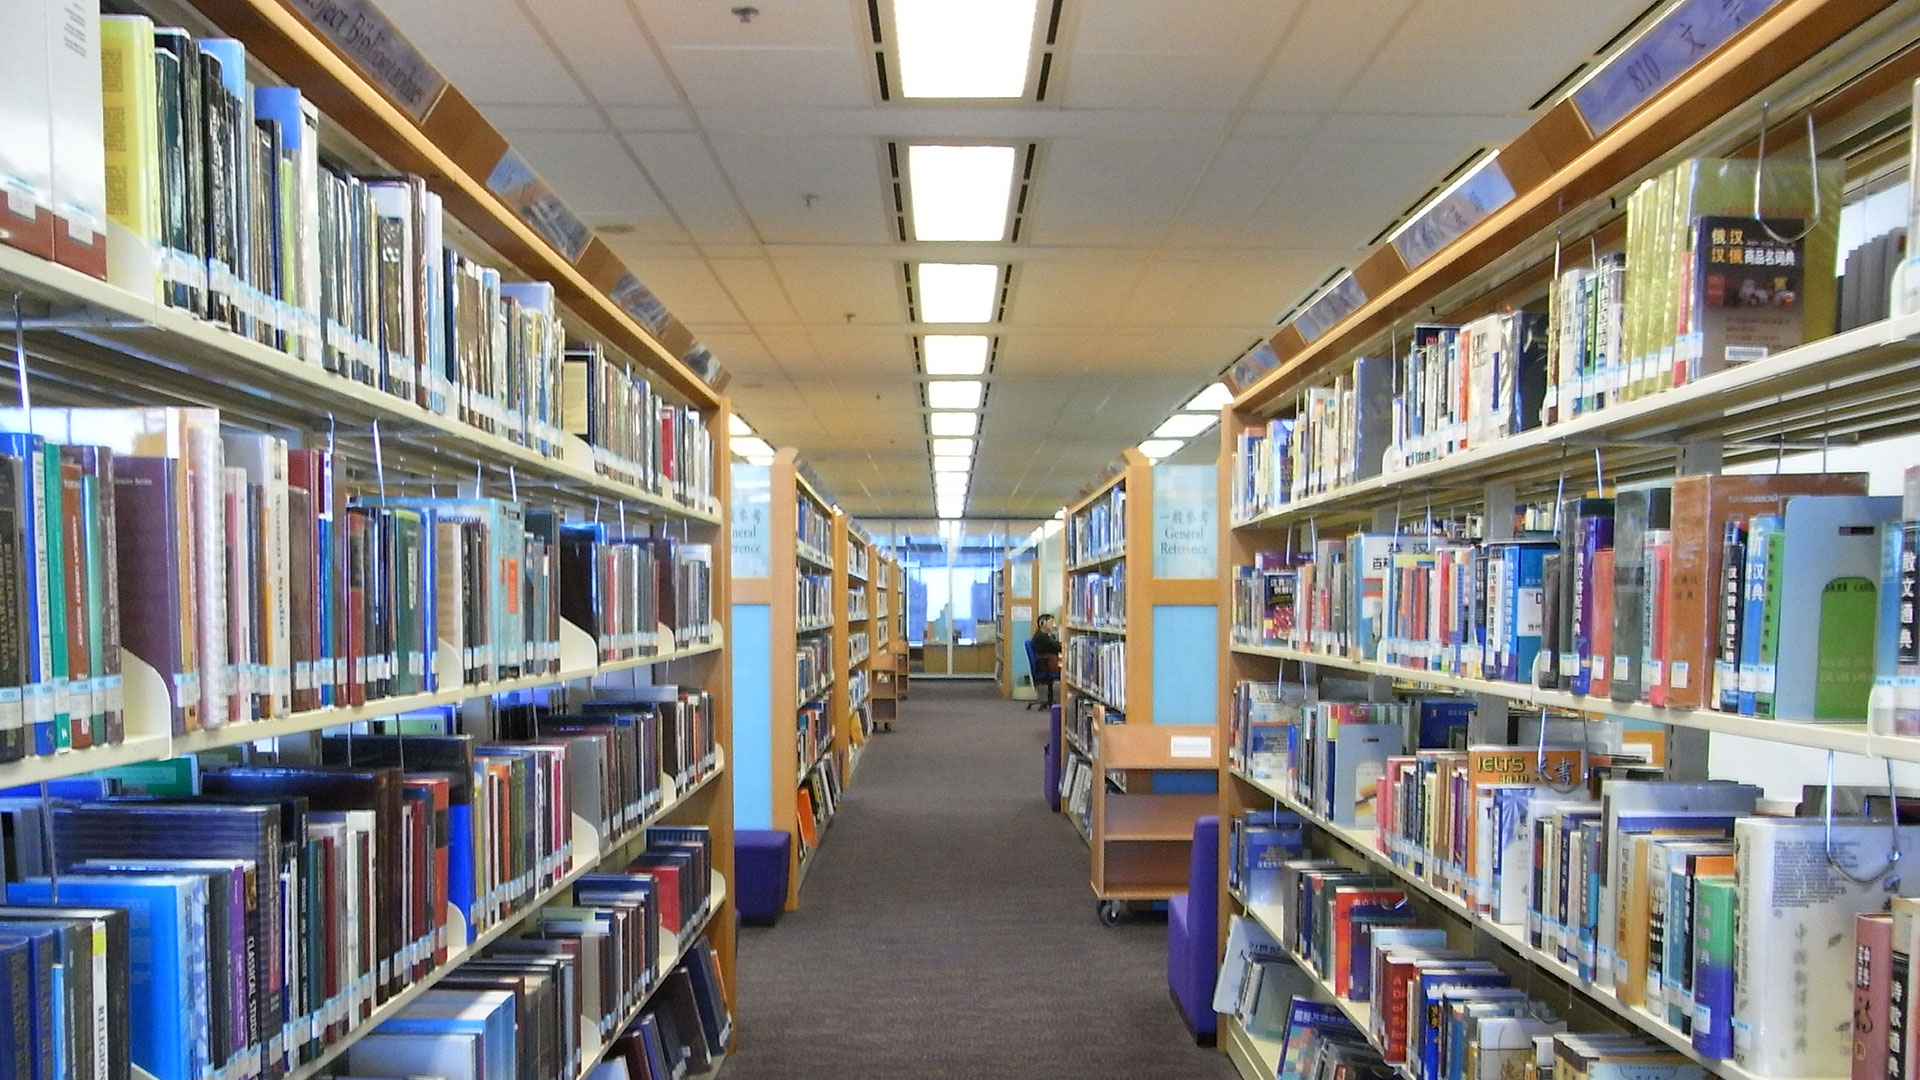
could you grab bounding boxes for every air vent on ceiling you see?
[865,0,1066,104]
[886,141,1039,246]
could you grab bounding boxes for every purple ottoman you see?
[736,829,790,925]
[1167,814,1221,1044]
[1044,704,1062,811]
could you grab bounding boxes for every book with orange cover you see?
[1663,472,1867,709]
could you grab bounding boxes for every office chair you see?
[1025,639,1058,711]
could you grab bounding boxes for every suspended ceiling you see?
[378,0,1654,517]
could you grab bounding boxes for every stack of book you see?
[0,406,719,761]
[796,637,832,702]
[796,756,842,863]
[1229,155,1842,515]
[795,570,832,629]
[1069,485,1126,564]
[583,939,731,1080]
[1064,636,1125,707]
[1225,810,1306,905]
[796,498,832,560]
[561,342,714,510]
[1069,561,1126,629]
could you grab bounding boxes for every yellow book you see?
[99,14,163,299]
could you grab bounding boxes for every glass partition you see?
[865,518,1047,678]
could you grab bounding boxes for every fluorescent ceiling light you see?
[1182,382,1234,413]
[893,0,1039,99]
[932,455,972,473]
[918,263,1000,323]
[934,478,970,496]
[931,437,975,457]
[1152,413,1218,440]
[928,411,979,438]
[937,499,966,520]
[923,334,991,376]
[744,454,775,466]
[907,145,1017,242]
[926,380,984,410]
[728,413,754,437]
[1139,439,1184,460]
[733,435,775,458]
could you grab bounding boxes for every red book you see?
[636,863,683,933]
[1591,549,1614,698]
[1854,912,1892,1080]
[1331,886,1408,995]
[403,776,452,967]
[58,455,91,749]
[1646,527,1673,706]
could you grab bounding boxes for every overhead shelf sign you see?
[286,0,447,120]
[1294,274,1368,344]
[486,149,592,263]
[1391,156,1515,269]
[1572,0,1787,136]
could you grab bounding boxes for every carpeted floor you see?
[723,680,1238,1080]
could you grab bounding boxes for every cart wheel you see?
[1098,900,1125,926]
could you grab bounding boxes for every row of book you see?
[1068,562,1126,630]
[1064,636,1125,709]
[579,937,731,1080]
[1245,713,1905,1080]
[796,637,832,703]
[796,571,832,629]
[795,755,842,865]
[795,703,831,777]
[847,585,869,622]
[1231,469,1920,725]
[340,829,720,1080]
[1069,484,1126,565]
[848,669,870,711]
[846,541,870,582]
[1225,682,1471,801]
[0,406,719,760]
[561,342,714,512]
[797,498,832,562]
[1230,156,1838,522]
[0,7,716,514]
[848,631,870,669]
[1059,751,1094,833]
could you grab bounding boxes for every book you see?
[1849,910,1891,1080]
[48,0,106,279]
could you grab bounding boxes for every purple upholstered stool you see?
[1166,814,1221,1044]
[1044,704,1062,811]
[735,829,791,926]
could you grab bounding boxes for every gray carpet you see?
[725,680,1239,1079]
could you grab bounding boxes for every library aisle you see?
[725,681,1234,1079]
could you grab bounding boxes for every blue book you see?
[1499,542,1555,682]
[1416,699,1473,749]
[0,935,34,1080]
[0,923,56,1080]
[637,1014,675,1080]
[8,874,203,1080]
[383,989,516,1080]
[1415,967,1508,1080]
[1241,821,1306,905]
[1738,516,1783,715]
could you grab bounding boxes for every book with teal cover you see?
[1689,875,1736,1057]
[1737,516,1780,716]
[8,873,203,1080]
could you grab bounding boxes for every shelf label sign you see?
[610,272,672,336]
[1170,735,1213,759]
[1294,273,1368,343]
[285,0,447,120]
[1391,157,1515,269]
[1153,464,1218,579]
[1228,340,1280,395]
[732,463,772,577]
[1572,0,1786,136]
[486,149,592,262]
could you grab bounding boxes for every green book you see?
[1690,875,1737,1057]
[390,508,422,696]
[1754,524,1788,718]
[39,445,68,754]
[1816,577,1879,718]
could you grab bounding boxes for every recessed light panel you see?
[733,435,775,458]
[917,263,1000,323]
[893,0,1040,99]
[926,380,984,410]
[923,334,991,376]
[907,145,1017,242]
[1182,382,1234,413]
[1152,413,1218,440]
[928,411,979,437]
[932,455,972,473]
[931,437,975,457]
[1139,439,1184,460]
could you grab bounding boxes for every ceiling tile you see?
[636,0,862,49]
[1059,52,1265,111]
[526,0,684,107]
[1025,137,1215,247]
[708,259,802,324]
[597,255,744,326]
[617,132,760,246]
[1068,0,1304,54]
[664,47,872,109]
[706,135,892,245]
[1250,0,1415,113]
[1003,261,1150,329]
[771,259,907,328]
[497,130,679,230]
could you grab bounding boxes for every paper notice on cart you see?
[1170,735,1213,759]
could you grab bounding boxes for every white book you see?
[0,0,54,258]
[1732,818,1920,1078]
[345,1033,481,1080]
[47,0,105,275]
[223,466,251,725]
[224,434,292,717]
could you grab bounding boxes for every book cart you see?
[871,555,906,732]
[1061,448,1223,923]
[1212,0,1920,1076]
[0,0,741,1072]
[731,448,842,909]
[836,517,877,779]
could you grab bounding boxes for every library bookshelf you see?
[0,0,741,1071]
[871,554,905,733]
[1212,0,1920,1075]
[730,449,842,909]
[1059,448,1222,920]
[836,517,877,780]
